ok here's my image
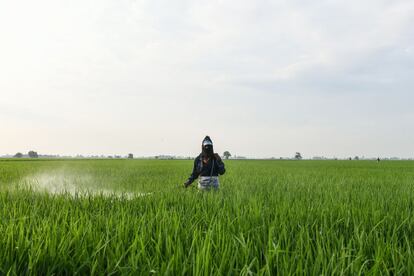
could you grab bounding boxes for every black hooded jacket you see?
[186,136,226,184]
[186,154,226,184]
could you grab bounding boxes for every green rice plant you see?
[0,159,413,275]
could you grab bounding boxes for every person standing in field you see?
[184,136,226,190]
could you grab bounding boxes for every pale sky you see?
[1,0,414,158]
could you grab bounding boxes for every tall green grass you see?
[1,159,414,275]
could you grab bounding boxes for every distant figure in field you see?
[184,136,226,190]
[377,157,381,162]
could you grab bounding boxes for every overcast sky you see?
[1,0,414,158]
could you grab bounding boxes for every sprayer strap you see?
[210,159,215,180]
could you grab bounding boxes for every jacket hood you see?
[202,136,213,146]
[201,136,214,157]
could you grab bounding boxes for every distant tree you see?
[223,151,231,159]
[28,151,38,158]
[128,153,134,159]
[14,152,23,158]
[354,156,359,160]
[294,152,302,160]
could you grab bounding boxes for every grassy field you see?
[1,159,414,275]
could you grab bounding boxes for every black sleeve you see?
[187,157,200,184]
[215,158,226,175]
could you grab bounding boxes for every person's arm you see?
[184,157,200,187]
[214,153,226,175]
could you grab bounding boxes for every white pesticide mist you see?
[20,169,149,199]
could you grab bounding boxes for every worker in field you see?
[184,136,226,190]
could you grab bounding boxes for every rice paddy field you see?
[1,159,414,275]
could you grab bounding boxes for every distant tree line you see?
[13,151,38,158]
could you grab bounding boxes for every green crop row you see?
[0,159,414,275]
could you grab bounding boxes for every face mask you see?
[202,145,213,156]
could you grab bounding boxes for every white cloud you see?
[0,0,413,157]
